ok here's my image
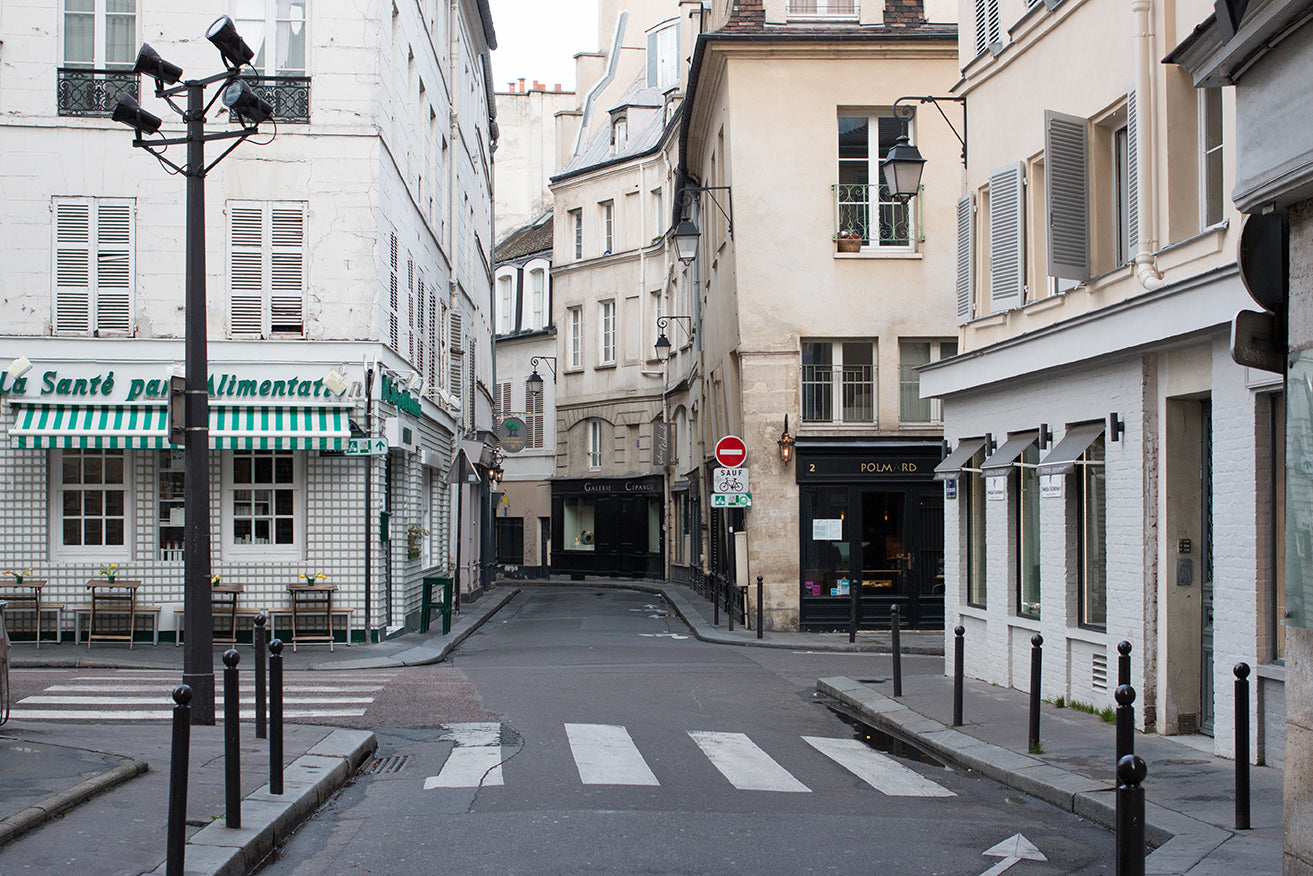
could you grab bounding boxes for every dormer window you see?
[611,115,628,152]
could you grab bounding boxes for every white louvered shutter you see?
[1046,110,1090,282]
[389,234,400,351]
[407,259,416,362]
[1126,89,1139,263]
[54,201,92,333]
[528,380,543,448]
[449,310,464,400]
[229,205,265,335]
[956,194,975,325]
[94,202,133,333]
[416,276,426,378]
[269,205,305,334]
[988,162,1025,312]
[428,290,440,397]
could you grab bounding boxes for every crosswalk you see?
[8,670,396,721]
[424,722,956,798]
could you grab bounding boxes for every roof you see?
[494,213,553,263]
[553,77,674,181]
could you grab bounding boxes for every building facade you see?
[0,0,498,642]
[920,0,1278,761]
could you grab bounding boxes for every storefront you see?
[797,441,945,630]
[550,475,663,579]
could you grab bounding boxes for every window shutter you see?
[54,200,92,333]
[956,194,975,325]
[528,382,543,448]
[1045,110,1090,282]
[428,291,440,397]
[94,202,133,334]
[269,205,305,334]
[988,162,1025,312]
[449,310,464,401]
[1126,88,1139,262]
[416,276,426,378]
[497,381,511,418]
[389,233,400,351]
[229,205,265,335]
[407,259,416,362]
[646,32,658,87]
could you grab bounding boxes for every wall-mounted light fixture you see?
[1108,412,1125,443]
[985,432,997,454]
[671,185,735,264]
[778,415,795,464]
[324,368,349,396]
[6,357,32,381]
[1038,423,1053,451]
[525,355,557,402]
[655,315,694,362]
[879,95,967,203]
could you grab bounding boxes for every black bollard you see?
[713,574,720,627]
[1029,634,1043,751]
[166,684,192,876]
[1116,753,1147,876]
[1235,663,1251,830]
[1116,683,1136,781]
[953,625,965,727]
[270,638,284,795]
[728,576,735,632]
[254,612,267,740]
[891,605,903,698]
[756,575,764,641]
[1118,640,1132,689]
[222,648,241,829]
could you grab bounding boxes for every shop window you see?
[1077,435,1107,629]
[1270,392,1285,661]
[965,448,987,607]
[52,197,134,335]
[898,339,957,424]
[496,517,524,564]
[158,450,185,561]
[1016,443,1041,617]
[802,340,875,424]
[564,497,596,551]
[55,448,129,557]
[224,449,301,556]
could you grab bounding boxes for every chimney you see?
[554,84,562,92]
[518,77,526,93]
[533,80,544,91]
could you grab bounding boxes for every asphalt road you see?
[257,586,1114,875]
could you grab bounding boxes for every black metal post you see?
[953,625,964,727]
[181,79,215,725]
[363,363,373,640]
[727,575,734,632]
[1116,683,1136,780]
[1116,754,1147,876]
[1235,662,1251,830]
[254,613,266,739]
[166,684,191,876]
[848,576,858,644]
[270,638,284,795]
[713,572,720,626]
[891,605,903,698]
[756,575,764,640]
[1118,640,1132,688]
[1029,634,1043,751]
[222,648,241,829]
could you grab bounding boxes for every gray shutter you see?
[974,0,989,54]
[956,194,974,325]
[1126,88,1139,262]
[988,162,1025,312]
[1045,110,1089,282]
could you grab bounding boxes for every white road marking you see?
[803,736,956,797]
[565,723,659,786]
[20,695,374,705]
[45,684,384,693]
[688,731,810,793]
[424,723,505,789]
[9,709,367,721]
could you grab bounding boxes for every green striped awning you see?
[10,403,349,451]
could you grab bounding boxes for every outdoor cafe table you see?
[0,579,49,648]
[84,579,143,649]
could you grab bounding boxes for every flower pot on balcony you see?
[836,232,863,253]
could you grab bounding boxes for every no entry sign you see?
[715,435,747,468]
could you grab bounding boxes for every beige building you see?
[920,0,1278,762]
[679,0,961,630]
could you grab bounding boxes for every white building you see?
[0,0,498,644]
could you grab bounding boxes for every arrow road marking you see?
[977,833,1046,875]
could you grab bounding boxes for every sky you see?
[487,0,599,92]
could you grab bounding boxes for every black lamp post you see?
[112,18,270,724]
[525,356,556,402]
[879,95,968,203]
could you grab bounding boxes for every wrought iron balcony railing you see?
[57,67,138,117]
[788,1,860,18]
[227,75,311,124]
[833,183,920,248]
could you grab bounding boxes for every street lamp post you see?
[113,18,271,724]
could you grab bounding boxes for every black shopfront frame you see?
[797,442,945,630]
[550,475,664,579]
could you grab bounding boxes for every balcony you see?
[788,1,859,19]
[802,364,875,424]
[227,76,312,124]
[57,68,138,117]
[833,183,918,249]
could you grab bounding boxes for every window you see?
[646,20,679,91]
[227,449,299,553]
[651,189,664,243]
[965,447,987,607]
[63,0,136,69]
[568,306,583,369]
[611,117,628,152]
[570,209,583,260]
[974,0,1000,55]
[788,1,858,19]
[599,299,616,364]
[57,449,128,555]
[1077,434,1106,629]
[1270,392,1285,661]
[899,339,957,424]
[588,419,602,469]
[530,268,546,329]
[1200,88,1224,229]
[1017,442,1041,617]
[801,340,875,424]
[601,201,615,254]
[496,517,525,564]
[53,197,133,335]
[837,114,911,248]
[564,497,596,550]
[228,201,306,337]
[234,0,307,77]
[497,274,514,334]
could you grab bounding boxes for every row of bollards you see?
[166,613,287,876]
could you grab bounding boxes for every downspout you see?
[1132,0,1164,289]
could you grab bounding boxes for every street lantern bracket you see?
[892,95,967,168]
[677,185,735,239]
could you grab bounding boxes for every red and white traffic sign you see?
[715,435,748,468]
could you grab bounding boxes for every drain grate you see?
[362,755,410,774]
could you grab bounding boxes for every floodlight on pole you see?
[111,94,163,135]
[206,15,255,68]
[133,43,184,85]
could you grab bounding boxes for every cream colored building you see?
[679,0,961,630]
[920,0,1279,761]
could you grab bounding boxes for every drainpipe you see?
[1132,0,1163,290]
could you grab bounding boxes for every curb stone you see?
[0,757,148,847]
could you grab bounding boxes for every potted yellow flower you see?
[4,568,33,585]
[97,563,118,584]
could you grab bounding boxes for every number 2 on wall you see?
[809,463,816,472]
